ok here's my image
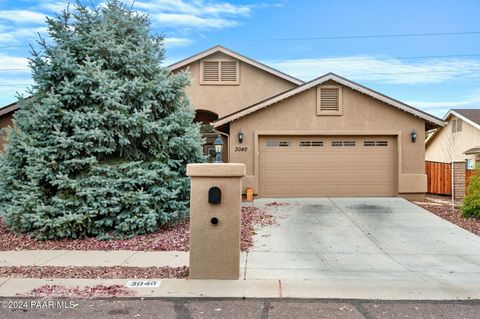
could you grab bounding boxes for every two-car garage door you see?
[259,136,396,197]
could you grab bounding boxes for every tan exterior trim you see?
[214,73,444,128]
[168,45,303,86]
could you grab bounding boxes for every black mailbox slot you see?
[211,217,219,225]
[208,187,221,204]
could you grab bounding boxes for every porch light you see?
[411,129,417,143]
[238,130,244,144]
[213,134,224,163]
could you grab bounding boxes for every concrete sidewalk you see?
[0,277,479,299]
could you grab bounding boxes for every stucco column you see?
[186,163,246,279]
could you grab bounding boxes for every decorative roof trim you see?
[168,45,304,86]
[444,110,480,131]
[214,72,444,128]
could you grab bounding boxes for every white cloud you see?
[0,10,47,24]
[269,56,480,84]
[408,91,480,110]
[151,13,237,28]
[39,1,70,12]
[135,0,251,16]
[135,0,250,29]
[0,26,48,45]
[164,37,192,47]
[0,54,29,70]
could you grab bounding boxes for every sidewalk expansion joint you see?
[38,250,70,266]
[120,251,139,266]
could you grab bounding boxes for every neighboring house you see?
[425,109,480,198]
[0,101,18,152]
[0,45,444,199]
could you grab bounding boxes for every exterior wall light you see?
[238,130,244,144]
[213,134,224,163]
[411,129,417,143]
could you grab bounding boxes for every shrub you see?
[462,165,480,218]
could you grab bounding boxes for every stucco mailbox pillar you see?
[186,163,246,279]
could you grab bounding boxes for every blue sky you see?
[1,0,480,117]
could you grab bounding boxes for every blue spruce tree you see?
[0,1,205,239]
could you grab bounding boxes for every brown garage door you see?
[259,136,396,197]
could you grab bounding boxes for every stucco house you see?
[425,109,480,198]
[0,45,444,199]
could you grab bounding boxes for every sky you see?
[0,0,480,118]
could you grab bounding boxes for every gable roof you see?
[214,72,444,128]
[445,109,480,130]
[0,101,19,118]
[168,45,304,86]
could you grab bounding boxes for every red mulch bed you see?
[0,266,189,279]
[23,284,135,298]
[0,207,276,252]
[415,196,480,236]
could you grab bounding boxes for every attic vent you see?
[202,61,219,82]
[201,60,239,85]
[221,61,237,82]
[317,85,343,115]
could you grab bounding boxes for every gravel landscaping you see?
[414,195,480,236]
[0,206,276,252]
[0,266,189,279]
[23,284,135,298]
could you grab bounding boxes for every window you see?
[266,141,290,147]
[299,141,323,147]
[365,141,388,147]
[451,118,463,133]
[333,141,356,147]
[317,85,342,115]
[200,60,239,85]
[466,159,475,170]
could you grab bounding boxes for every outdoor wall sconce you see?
[238,130,244,144]
[213,134,224,163]
[411,129,417,143]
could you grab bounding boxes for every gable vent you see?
[317,85,343,115]
[201,60,239,85]
[202,61,220,82]
[221,61,237,82]
[320,88,339,111]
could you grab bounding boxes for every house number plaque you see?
[235,146,248,152]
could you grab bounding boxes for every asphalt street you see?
[0,298,479,319]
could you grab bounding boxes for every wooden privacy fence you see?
[426,161,477,196]
[425,161,451,195]
[466,169,476,193]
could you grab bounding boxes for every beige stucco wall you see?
[227,81,427,196]
[175,52,297,117]
[0,114,13,152]
[426,116,480,163]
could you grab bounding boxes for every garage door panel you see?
[259,136,396,197]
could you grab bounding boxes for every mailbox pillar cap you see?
[187,163,246,177]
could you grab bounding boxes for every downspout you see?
[213,128,230,163]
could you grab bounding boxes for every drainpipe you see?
[213,128,230,163]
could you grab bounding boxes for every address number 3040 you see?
[235,146,248,152]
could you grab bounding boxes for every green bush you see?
[0,1,205,239]
[461,166,480,218]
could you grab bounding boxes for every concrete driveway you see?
[242,197,480,298]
